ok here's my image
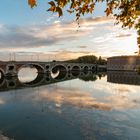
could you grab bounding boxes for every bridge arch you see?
[19,73,45,87]
[17,63,45,74]
[91,66,96,71]
[17,63,45,86]
[51,64,67,80]
[7,80,17,88]
[0,68,5,77]
[71,65,80,71]
[51,64,67,73]
[83,66,89,71]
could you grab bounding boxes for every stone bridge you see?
[0,61,99,76]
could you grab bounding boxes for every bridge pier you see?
[5,64,17,77]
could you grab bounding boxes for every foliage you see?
[28,0,140,53]
[65,55,107,64]
[77,55,98,63]
[97,56,107,65]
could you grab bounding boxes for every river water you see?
[0,68,140,140]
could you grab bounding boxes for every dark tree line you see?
[65,55,107,64]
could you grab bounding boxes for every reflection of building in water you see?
[107,71,140,85]
[107,56,140,71]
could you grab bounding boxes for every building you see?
[107,55,140,71]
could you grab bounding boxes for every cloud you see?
[45,50,94,60]
[0,50,94,61]
[0,16,113,50]
[116,33,132,38]
[0,24,87,49]
[0,16,136,59]
[78,45,88,48]
[79,16,113,26]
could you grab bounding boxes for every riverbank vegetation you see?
[65,55,107,64]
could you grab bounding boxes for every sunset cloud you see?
[0,16,113,49]
[0,16,137,60]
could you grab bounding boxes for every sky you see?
[0,0,138,61]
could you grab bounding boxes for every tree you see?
[65,55,107,64]
[98,56,107,65]
[28,0,140,55]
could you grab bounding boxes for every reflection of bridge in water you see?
[0,70,106,92]
[107,71,140,85]
[1,69,139,92]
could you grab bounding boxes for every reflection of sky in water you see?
[0,74,140,140]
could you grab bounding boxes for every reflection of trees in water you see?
[97,73,106,80]
[79,72,106,82]
[79,74,97,82]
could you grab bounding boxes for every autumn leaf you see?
[105,8,112,16]
[56,7,63,17]
[48,1,56,7]
[28,0,36,8]
[67,10,74,14]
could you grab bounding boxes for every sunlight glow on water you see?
[18,67,38,83]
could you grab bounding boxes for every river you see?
[0,68,140,140]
